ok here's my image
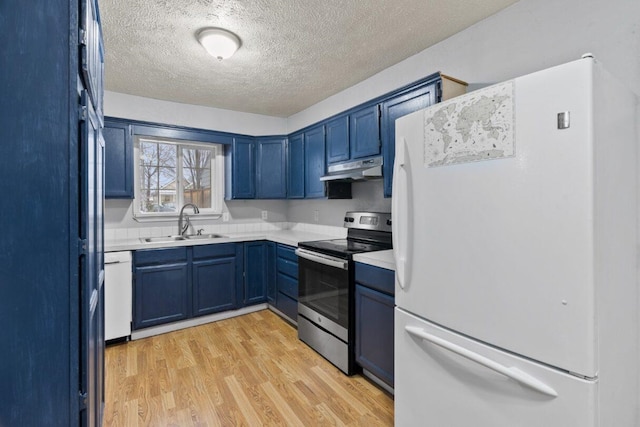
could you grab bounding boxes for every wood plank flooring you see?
[104,309,394,426]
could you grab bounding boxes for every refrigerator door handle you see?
[405,325,558,398]
[392,137,411,289]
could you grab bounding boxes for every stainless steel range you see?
[296,211,392,374]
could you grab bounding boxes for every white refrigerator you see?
[392,57,638,426]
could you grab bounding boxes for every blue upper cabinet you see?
[227,136,256,199]
[256,137,287,199]
[304,125,326,199]
[287,133,305,199]
[381,83,437,197]
[325,115,350,165]
[104,119,133,199]
[349,104,380,159]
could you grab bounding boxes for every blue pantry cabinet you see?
[0,0,105,425]
[355,263,395,388]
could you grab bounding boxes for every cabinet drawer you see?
[277,273,298,300]
[276,292,298,321]
[192,243,236,259]
[134,247,188,266]
[276,257,298,278]
[355,262,394,295]
[277,244,297,262]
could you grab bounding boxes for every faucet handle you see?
[197,228,204,236]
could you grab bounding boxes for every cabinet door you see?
[287,133,305,199]
[133,262,189,329]
[103,120,133,198]
[266,242,277,304]
[326,115,349,164]
[193,257,238,316]
[304,125,326,199]
[355,284,395,387]
[230,137,256,199]
[381,83,437,197]
[244,242,267,305]
[349,105,380,159]
[257,137,287,199]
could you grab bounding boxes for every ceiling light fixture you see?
[197,28,241,61]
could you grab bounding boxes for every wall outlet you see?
[222,212,229,222]
[313,210,319,222]
[261,210,268,220]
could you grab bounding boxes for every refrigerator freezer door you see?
[395,308,597,427]
[393,59,598,376]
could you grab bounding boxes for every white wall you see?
[287,0,640,133]
[104,91,287,136]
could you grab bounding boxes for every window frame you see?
[132,135,224,221]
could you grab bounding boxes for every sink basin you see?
[184,233,225,240]
[140,236,186,243]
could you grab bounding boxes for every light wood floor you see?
[104,309,394,426]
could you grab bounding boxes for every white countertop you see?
[106,229,395,270]
[353,249,395,271]
[105,229,337,252]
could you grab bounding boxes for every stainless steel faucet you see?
[178,203,199,236]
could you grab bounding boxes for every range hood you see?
[320,156,383,182]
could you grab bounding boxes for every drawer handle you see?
[405,325,558,398]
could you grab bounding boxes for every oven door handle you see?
[295,248,348,270]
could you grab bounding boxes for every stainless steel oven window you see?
[297,252,350,329]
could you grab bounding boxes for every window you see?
[134,136,224,218]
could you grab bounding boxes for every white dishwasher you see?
[104,251,132,341]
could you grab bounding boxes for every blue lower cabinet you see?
[134,261,189,329]
[355,263,395,388]
[244,241,268,305]
[192,243,243,316]
[266,242,277,304]
[274,243,299,321]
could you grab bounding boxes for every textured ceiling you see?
[101,0,517,117]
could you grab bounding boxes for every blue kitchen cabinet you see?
[355,262,395,388]
[227,136,256,199]
[326,115,350,165]
[287,133,305,199]
[381,83,437,197]
[192,243,243,316]
[257,137,287,199]
[244,241,268,305]
[274,243,298,321]
[133,248,190,329]
[266,242,277,304]
[304,125,326,198]
[1,0,107,424]
[104,119,134,198]
[349,104,380,159]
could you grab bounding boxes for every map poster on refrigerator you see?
[423,80,515,167]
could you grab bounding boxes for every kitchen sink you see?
[184,233,225,240]
[140,236,186,243]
